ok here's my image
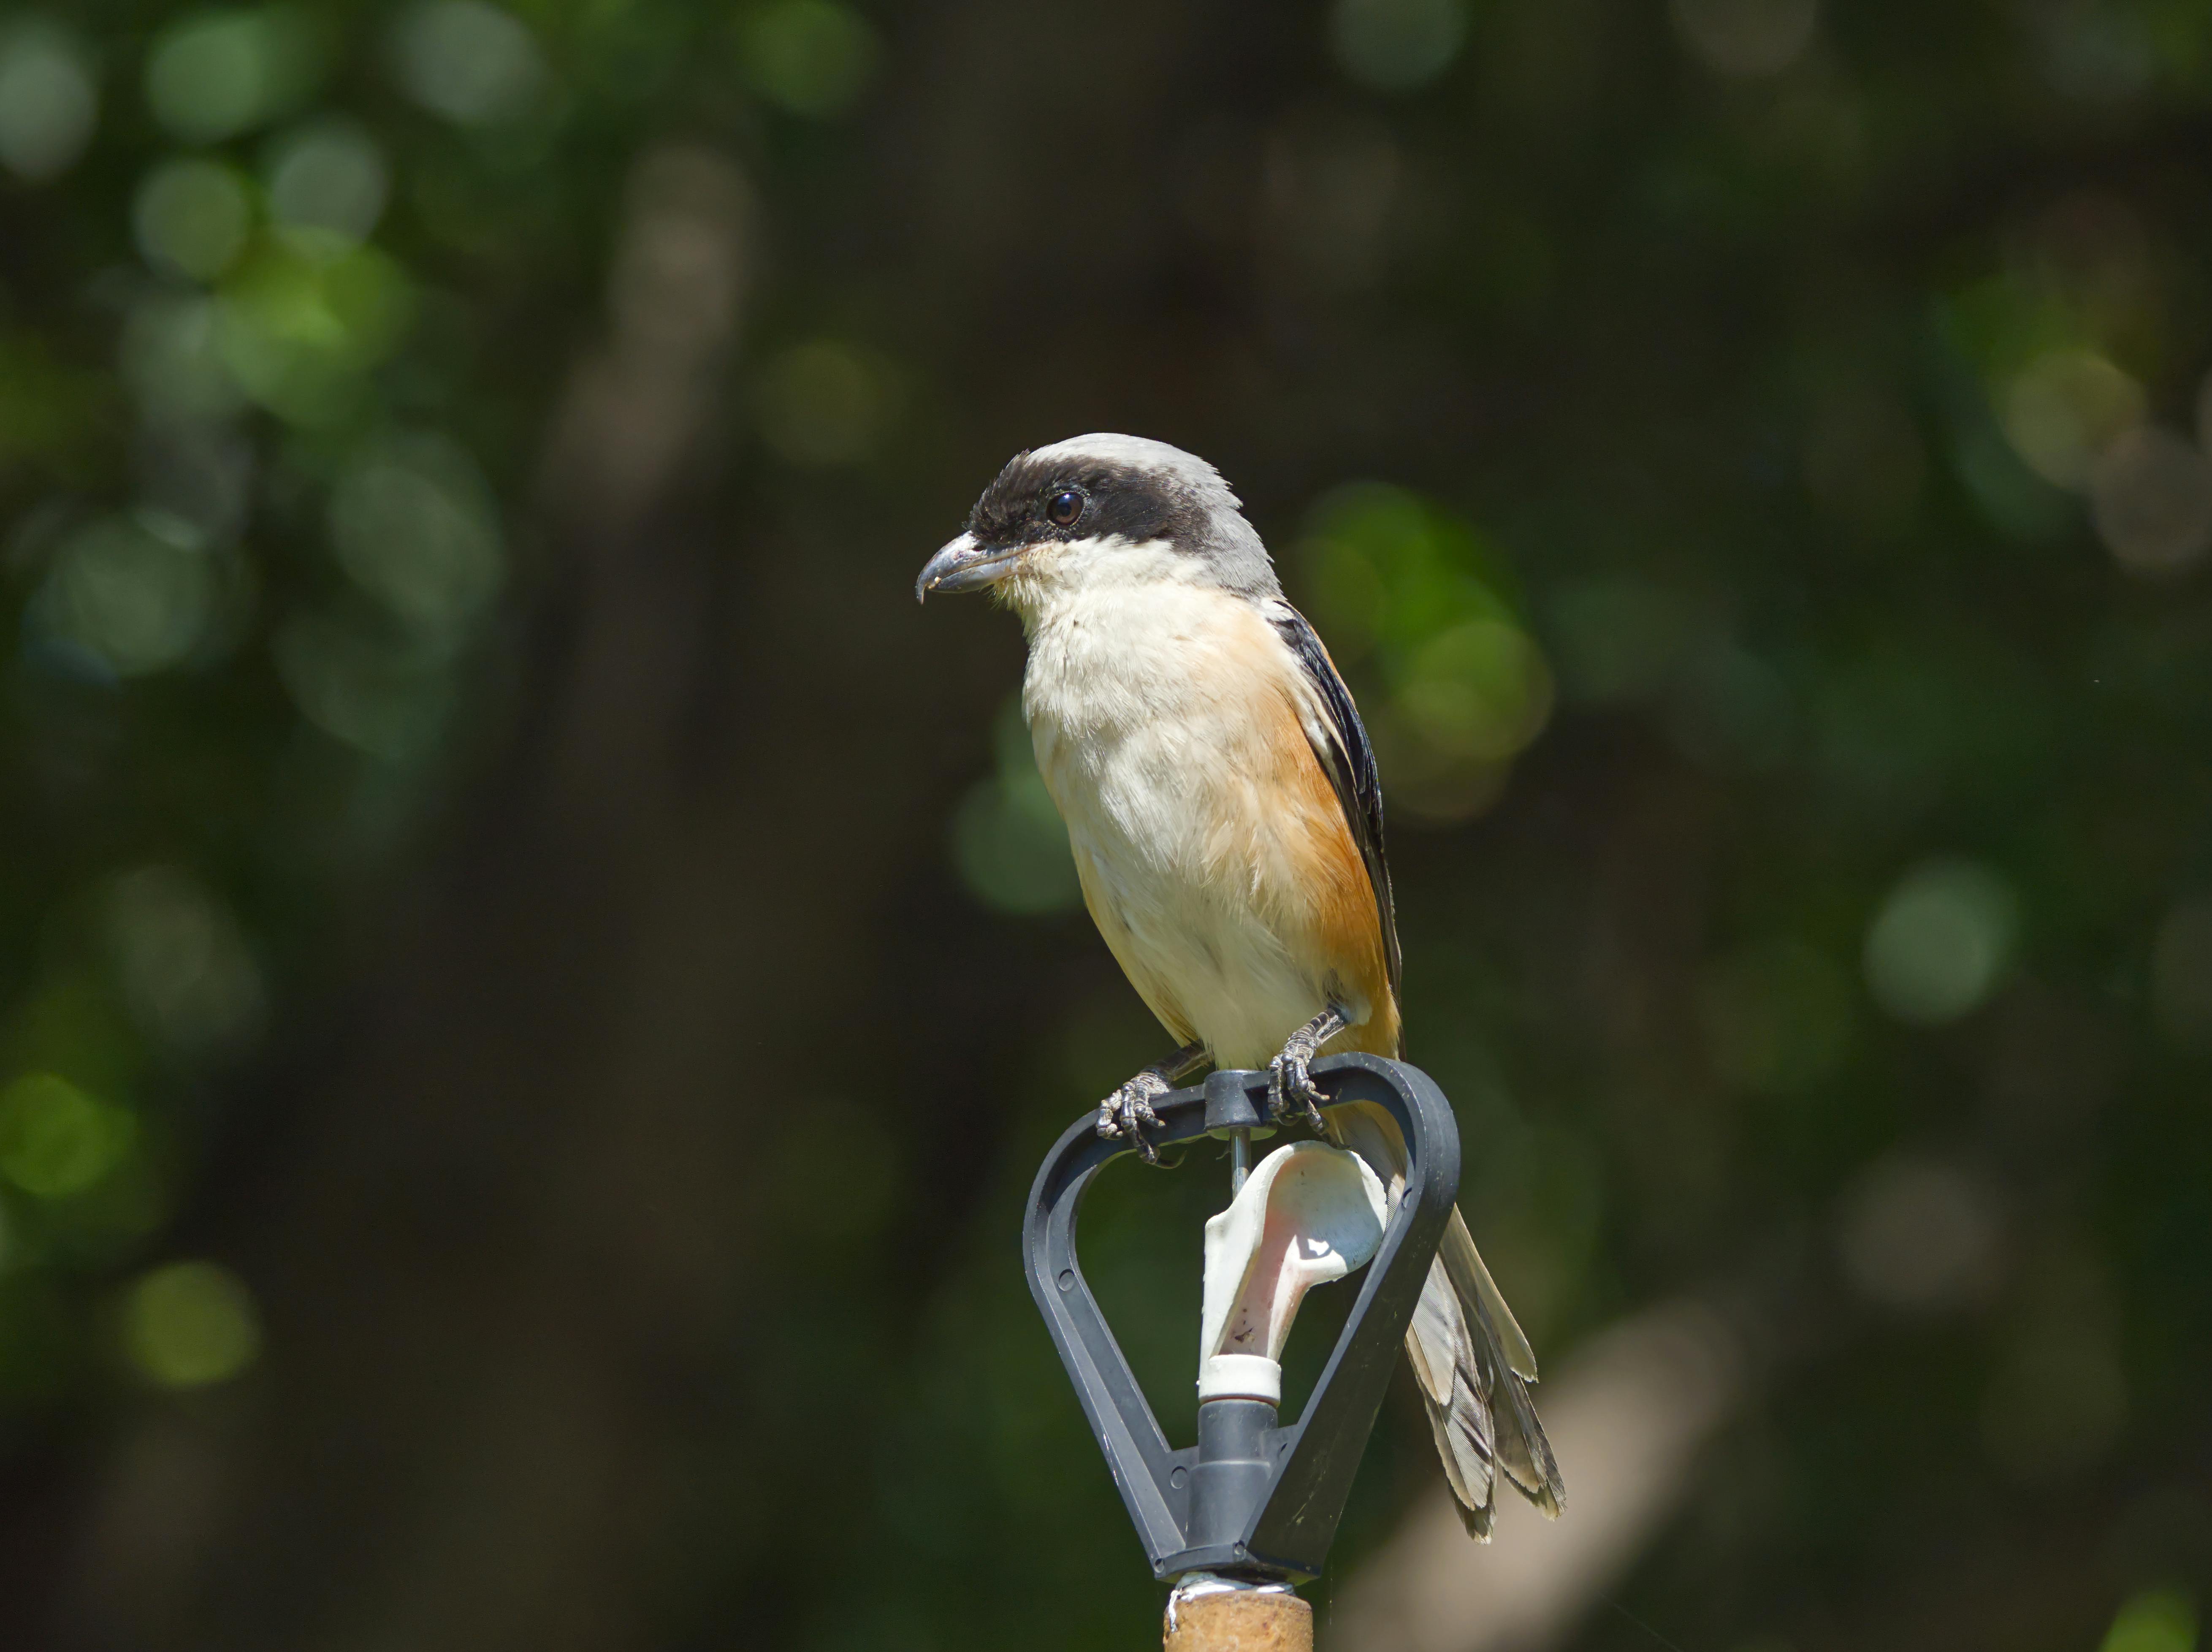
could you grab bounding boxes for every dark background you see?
[0,0,2208,1647]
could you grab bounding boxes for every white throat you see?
[999,534,1210,633]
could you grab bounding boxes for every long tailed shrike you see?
[918,434,1563,1536]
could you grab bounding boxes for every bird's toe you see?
[1097,1073,1168,1164]
[1268,1049,1328,1133]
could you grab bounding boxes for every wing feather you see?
[1268,602,1401,1007]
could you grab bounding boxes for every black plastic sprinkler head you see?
[1022,1053,1461,1584]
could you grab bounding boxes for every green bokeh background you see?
[0,0,2208,1647]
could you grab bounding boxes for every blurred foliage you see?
[0,0,2207,1648]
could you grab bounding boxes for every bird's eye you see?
[1046,489,1084,528]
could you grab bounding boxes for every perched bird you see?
[917,434,1563,1537]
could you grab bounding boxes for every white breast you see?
[1015,541,1345,1069]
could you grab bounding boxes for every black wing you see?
[1269,602,1402,1002]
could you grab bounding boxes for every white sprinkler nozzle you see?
[1198,1142,1389,1404]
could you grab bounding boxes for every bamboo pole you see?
[1162,1585,1312,1651]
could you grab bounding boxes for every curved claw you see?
[1268,1051,1329,1134]
[1097,1073,1170,1165]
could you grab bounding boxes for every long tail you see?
[1332,1101,1565,1538]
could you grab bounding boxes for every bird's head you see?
[915,434,1279,612]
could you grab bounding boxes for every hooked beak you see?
[915,532,1024,602]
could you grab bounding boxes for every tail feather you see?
[1402,1262,1461,1408]
[1332,1101,1564,1535]
[1410,1255,1500,1538]
[1440,1210,1540,1382]
[1422,1359,1498,1540]
[1496,1362,1565,1514]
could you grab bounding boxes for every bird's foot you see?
[1098,1071,1172,1165]
[1268,1046,1328,1134]
[1268,1003,1351,1134]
